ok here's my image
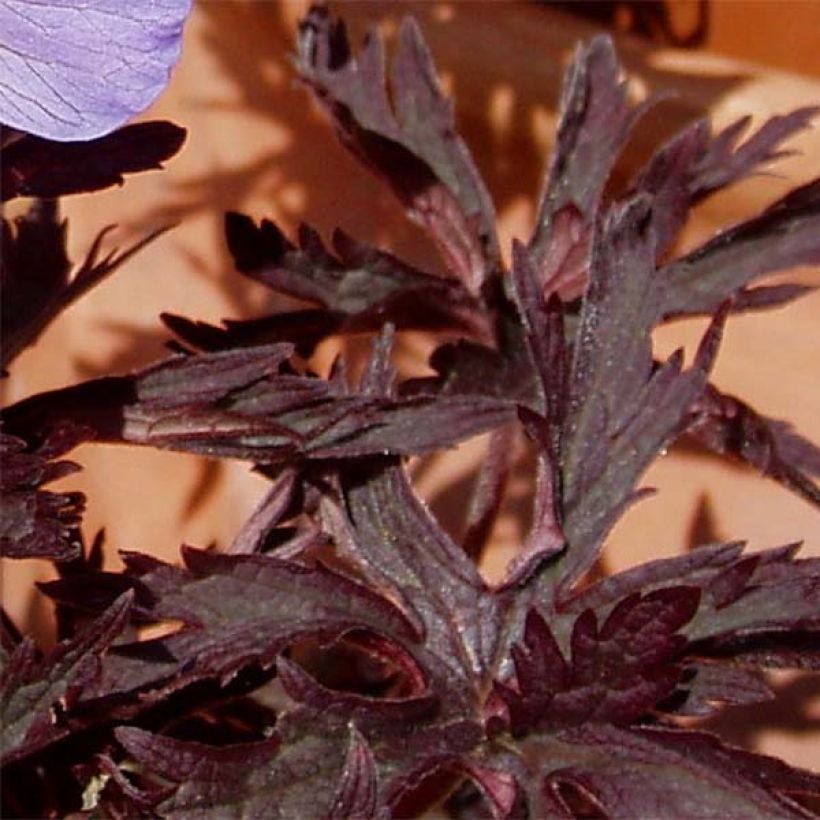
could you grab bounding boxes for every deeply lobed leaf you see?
[0,426,87,561]
[296,6,500,292]
[3,7,820,818]
[1,593,132,766]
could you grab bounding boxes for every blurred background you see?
[3,0,819,768]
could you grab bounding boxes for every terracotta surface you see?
[3,1,818,769]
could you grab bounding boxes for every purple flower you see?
[0,0,192,142]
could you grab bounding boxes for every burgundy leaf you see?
[524,724,818,818]
[1,607,22,658]
[339,460,498,697]
[118,711,481,819]
[563,541,747,613]
[4,341,513,463]
[379,719,485,812]
[669,660,773,717]
[260,676,483,817]
[730,281,815,314]
[1,199,170,369]
[85,750,175,812]
[223,213,483,335]
[162,307,347,358]
[687,545,820,642]
[707,630,820,671]
[305,393,514,461]
[458,760,524,820]
[359,322,397,398]
[1,122,186,201]
[496,589,698,734]
[564,537,819,682]
[495,246,568,588]
[116,727,300,818]
[628,119,708,259]
[38,568,147,621]
[225,467,300,555]
[643,725,820,798]
[561,196,662,501]
[529,35,651,298]
[404,327,537,407]
[548,198,726,593]
[690,107,820,201]
[329,726,388,820]
[0,427,86,561]
[277,655,437,734]
[662,177,820,317]
[498,412,564,591]
[1,592,132,766]
[296,6,499,290]
[509,243,569,420]
[4,12,820,816]
[687,383,820,507]
[492,609,568,734]
[629,107,819,259]
[74,547,419,708]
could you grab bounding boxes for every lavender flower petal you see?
[0,0,191,141]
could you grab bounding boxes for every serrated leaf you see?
[4,13,820,816]
[1,199,169,369]
[0,427,85,561]
[629,107,819,260]
[225,467,300,556]
[562,539,820,696]
[162,308,346,358]
[563,542,746,613]
[561,197,662,500]
[689,107,820,201]
[529,35,650,298]
[339,460,498,698]
[496,589,698,733]
[1,592,132,765]
[221,213,484,343]
[296,7,499,290]
[566,539,819,641]
[75,547,419,708]
[669,660,773,717]
[539,197,726,595]
[687,384,820,507]
[117,711,483,819]
[522,724,818,818]
[662,177,820,317]
[404,324,537,407]
[687,545,820,643]
[4,342,513,463]
[116,726,291,819]
[707,630,820,671]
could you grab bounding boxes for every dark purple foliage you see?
[2,121,187,202]
[0,424,87,561]
[1,198,174,371]
[1,5,818,818]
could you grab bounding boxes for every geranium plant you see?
[2,5,819,817]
